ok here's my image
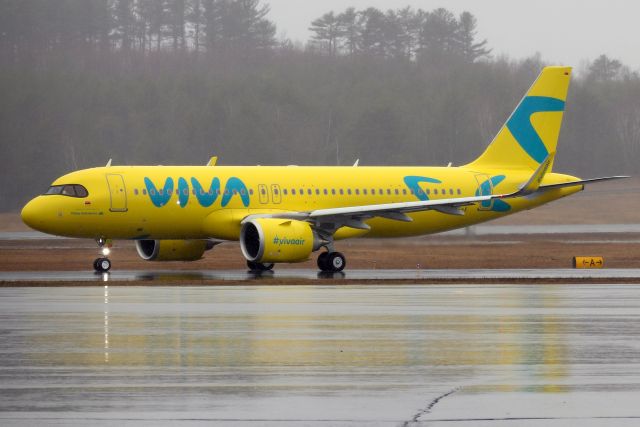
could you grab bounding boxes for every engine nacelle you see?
[240,218,320,263]
[135,239,215,261]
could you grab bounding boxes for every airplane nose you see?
[21,198,42,231]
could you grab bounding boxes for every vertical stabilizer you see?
[466,66,572,171]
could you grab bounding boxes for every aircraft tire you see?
[317,252,330,271]
[247,261,274,271]
[326,252,346,272]
[94,257,111,272]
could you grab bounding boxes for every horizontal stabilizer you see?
[538,176,630,190]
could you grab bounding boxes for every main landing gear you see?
[247,261,274,272]
[94,237,112,273]
[317,251,346,272]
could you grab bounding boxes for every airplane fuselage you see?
[22,165,582,241]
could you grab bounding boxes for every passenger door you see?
[106,174,127,212]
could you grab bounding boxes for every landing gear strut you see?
[247,260,274,272]
[94,237,112,273]
[317,251,346,272]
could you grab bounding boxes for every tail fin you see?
[466,66,572,171]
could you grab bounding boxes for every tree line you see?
[0,1,639,211]
[309,6,490,62]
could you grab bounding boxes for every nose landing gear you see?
[94,238,112,273]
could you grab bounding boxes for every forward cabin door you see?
[106,174,128,212]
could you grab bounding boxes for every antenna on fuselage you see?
[105,158,112,167]
[353,159,359,167]
[206,156,218,166]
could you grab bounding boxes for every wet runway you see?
[3,268,640,283]
[1,284,640,426]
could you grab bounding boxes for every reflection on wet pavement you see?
[1,285,639,426]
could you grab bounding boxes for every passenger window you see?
[299,188,304,194]
[387,189,391,195]
[315,189,320,195]
[134,189,139,196]
[449,189,454,195]
[402,189,407,195]
[394,189,399,195]
[426,189,430,195]
[339,189,344,195]
[332,189,336,195]
[355,189,360,195]
[363,189,367,195]
[347,189,352,195]
[143,189,147,195]
[249,189,254,195]
[261,188,266,195]
[457,189,462,195]
[283,189,288,195]
[150,189,156,196]
[434,189,438,195]
[292,189,296,195]
[307,189,312,195]
[241,189,246,195]
[323,189,328,195]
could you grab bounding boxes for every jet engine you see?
[135,239,216,261]
[240,218,322,263]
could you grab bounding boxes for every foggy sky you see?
[267,0,640,72]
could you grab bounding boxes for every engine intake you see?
[135,239,215,261]
[240,218,321,263]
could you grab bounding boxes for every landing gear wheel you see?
[317,252,330,271]
[327,252,346,272]
[94,257,111,272]
[247,261,274,271]
[318,252,346,272]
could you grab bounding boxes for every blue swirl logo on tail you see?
[144,177,174,207]
[507,96,565,163]
[476,175,510,212]
[404,176,442,200]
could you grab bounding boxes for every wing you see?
[242,154,629,232]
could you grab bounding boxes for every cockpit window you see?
[44,184,89,198]
[74,185,88,197]
[45,186,63,195]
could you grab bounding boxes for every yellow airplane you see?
[21,66,627,273]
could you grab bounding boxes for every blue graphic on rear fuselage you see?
[476,175,511,212]
[404,176,442,200]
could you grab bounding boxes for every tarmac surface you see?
[1,284,640,426]
[3,268,640,284]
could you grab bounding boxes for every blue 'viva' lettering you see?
[191,177,220,207]
[144,176,249,208]
[144,177,174,207]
